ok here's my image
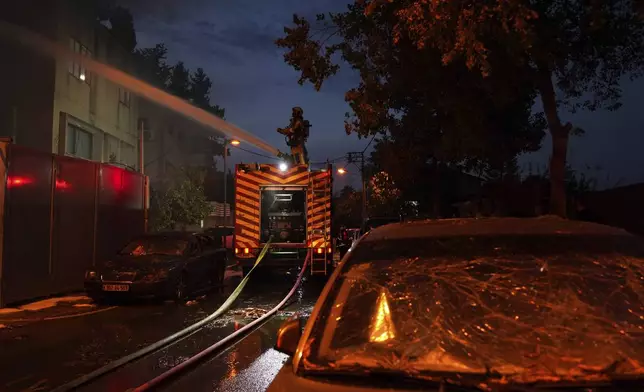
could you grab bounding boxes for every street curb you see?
[1,265,243,325]
[0,306,117,324]
[0,295,99,324]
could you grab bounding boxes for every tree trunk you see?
[537,68,570,218]
[432,160,441,218]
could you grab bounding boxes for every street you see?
[0,268,325,392]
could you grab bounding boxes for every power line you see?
[236,146,281,161]
[362,134,376,153]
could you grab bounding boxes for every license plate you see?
[102,284,129,292]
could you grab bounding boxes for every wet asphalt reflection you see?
[0,267,326,392]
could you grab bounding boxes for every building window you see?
[68,38,91,84]
[120,141,136,168]
[119,88,131,107]
[66,124,93,160]
[104,134,119,163]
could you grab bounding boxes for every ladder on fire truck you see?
[308,167,331,275]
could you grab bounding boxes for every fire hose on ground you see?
[52,238,283,392]
[132,250,312,391]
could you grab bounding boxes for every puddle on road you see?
[217,350,290,392]
[230,307,271,319]
[205,306,273,329]
[157,354,191,370]
[278,304,314,319]
[167,312,292,391]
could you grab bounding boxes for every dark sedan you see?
[84,232,227,301]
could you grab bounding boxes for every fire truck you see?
[233,162,333,275]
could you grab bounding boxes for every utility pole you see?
[215,138,238,227]
[347,151,367,224]
[223,139,229,227]
[138,118,146,175]
[138,118,149,233]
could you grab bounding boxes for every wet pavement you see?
[0,268,326,392]
[0,295,110,324]
[161,288,315,392]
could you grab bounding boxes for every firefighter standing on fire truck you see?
[277,107,310,165]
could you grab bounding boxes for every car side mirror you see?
[275,317,303,356]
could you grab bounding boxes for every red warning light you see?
[55,179,70,190]
[108,169,124,191]
[7,176,32,188]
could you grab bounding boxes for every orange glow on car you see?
[369,290,396,343]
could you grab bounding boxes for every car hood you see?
[267,365,421,392]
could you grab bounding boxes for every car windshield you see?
[301,234,644,384]
[119,237,188,257]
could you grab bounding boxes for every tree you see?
[189,68,226,118]
[190,68,212,108]
[149,166,212,231]
[368,136,429,206]
[276,4,544,215]
[135,43,172,88]
[360,0,644,217]
[98,5,137,52]
[333,185,362,229]
[368,171,402,216]
[168,61,192,100]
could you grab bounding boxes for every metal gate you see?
[0,141,148,306]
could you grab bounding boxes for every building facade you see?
[140,99,235,228]
[0,0,139,169]
[139,99,217,188]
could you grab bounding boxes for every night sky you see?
[118,0,643,190]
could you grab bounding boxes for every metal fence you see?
[0,141,148,306]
